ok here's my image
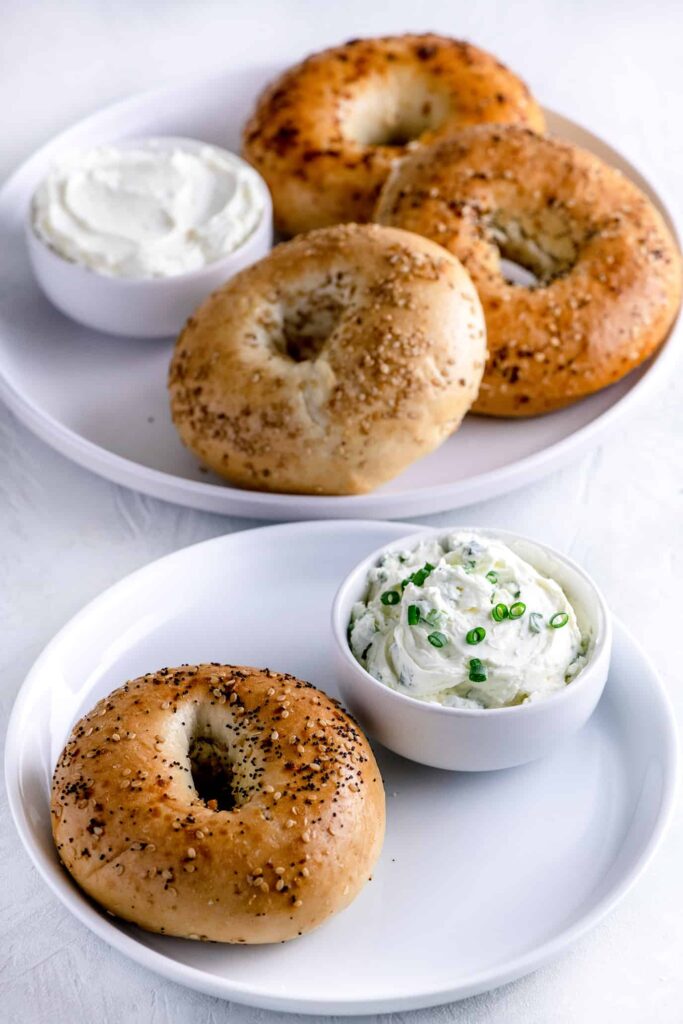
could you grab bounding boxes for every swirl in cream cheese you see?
[349,532,588,709]
[31,139,266,279]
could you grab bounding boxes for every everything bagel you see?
[51,664,385,943]
[242,34,545,235]
[375,125,682,415]
[168,223,486,494]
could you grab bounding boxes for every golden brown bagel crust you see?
[51,664,385,943]
[242,34,545,235]
[168,224,486,495]
[375,125,682,416]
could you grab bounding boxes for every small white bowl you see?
[25,136,273,338]
[332,527,612,772]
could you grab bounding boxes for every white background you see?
[1,1,681,1021]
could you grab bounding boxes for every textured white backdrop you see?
[1,1,682,1021]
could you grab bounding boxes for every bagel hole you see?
[279,292,345,362]
[499,258,540,288]
[342,76,450,147]
[189,737,235,812]
[489,212,578,288]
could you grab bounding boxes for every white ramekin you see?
[25,136,273,338]
[332,527,612,772]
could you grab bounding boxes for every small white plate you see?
[5,520,677,1015]
[0,69,679,520]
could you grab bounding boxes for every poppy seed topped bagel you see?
[375,125,681,416]
[242,34,545,235]
[51,664,386,943]
[168,223,486,495]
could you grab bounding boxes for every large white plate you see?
[5,520,677,1015]
[0,71,680,520]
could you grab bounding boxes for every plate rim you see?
[0,79,680,519]
[5,519,679,1014]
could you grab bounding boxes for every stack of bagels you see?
[169,33,681,494]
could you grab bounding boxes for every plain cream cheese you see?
[31,139,266,279]
[349,532,588,709]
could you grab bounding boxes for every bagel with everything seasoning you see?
[375,124,682,416]
[51,664,385,943]
[169,223,486,495]
[242,33,545,235]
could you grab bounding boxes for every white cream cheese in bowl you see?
[26,137,273,337]
[332,527,611,771]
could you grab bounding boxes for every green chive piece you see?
[407,604,420,625]
[425,609,441,627]
[402,562,435,589]
[550,611,569,629]
[381,589,400,606]
[466,626,486,645]
[529,612,544,633]
[427,631,447,648]
[469,658,488,682]
[486,571,498,585]
[492,603,509,622]
[509,601,526,619]
[513,589,521,599]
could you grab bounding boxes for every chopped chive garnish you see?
[513,589,521,599]
[509,601,526,619]
[464,559,476,573]
[427,631,447,648]
[407,604,420,625]
[401,562,435,589]
[550,611,569,628]
[425,609,441,627]
[380,589,400,606]
[491,603,508,622]
[466,626,486,645]
[529,612,544,633]
[468,658,488,682]
[486,571,498,585]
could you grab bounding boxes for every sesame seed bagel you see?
[242,34,545,235]
[51,664,385,944]
[168,223,486,495]
[375,125,682,416]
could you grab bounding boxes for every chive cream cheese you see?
[349,532,587,709]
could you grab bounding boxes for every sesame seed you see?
[187,847,196,859]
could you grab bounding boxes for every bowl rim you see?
[25,133,273,288]
[331,525,612,719]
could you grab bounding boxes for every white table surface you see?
[1,1,681,1021]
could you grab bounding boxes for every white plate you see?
[0,72,680,520]
[5,520,677,1015]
